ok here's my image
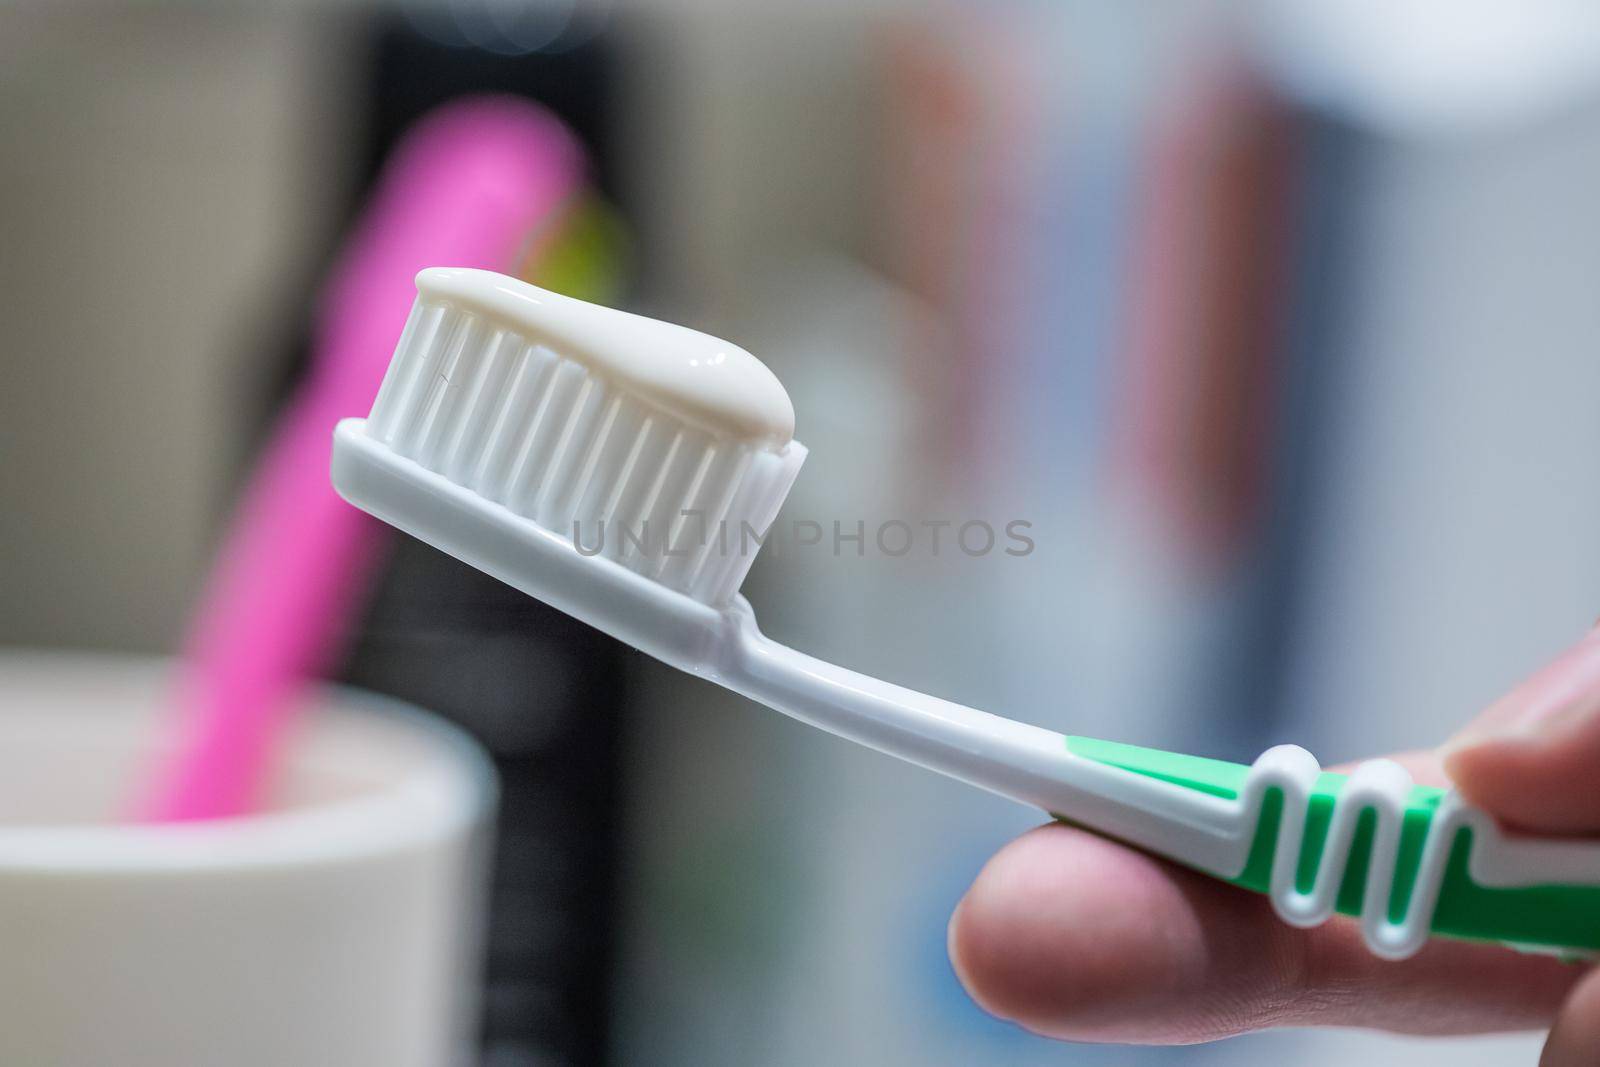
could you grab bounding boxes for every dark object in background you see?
[344,539,626,1067]
[341,15,627,1066]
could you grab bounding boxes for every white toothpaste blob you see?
[415,267,794,447]
[359,268,809,605]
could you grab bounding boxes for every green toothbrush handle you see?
[1064,737,1600,959]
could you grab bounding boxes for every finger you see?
[1541,965,1600,1066]
[949,823,1582,1044]
[1331,748,1450,786]
[1443,626,1600,832]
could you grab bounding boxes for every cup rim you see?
[0,652,497,873]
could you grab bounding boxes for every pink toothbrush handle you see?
[146,97,583,820]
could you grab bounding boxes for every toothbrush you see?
[145,100,582,821]
[331,267,1600,960]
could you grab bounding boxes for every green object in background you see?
[1064,735,1600,955]
[521,190,632,307]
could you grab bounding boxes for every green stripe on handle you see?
[1065,736,1600,954]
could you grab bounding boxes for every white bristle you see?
[365,290,804,605]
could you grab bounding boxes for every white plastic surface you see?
[0,653,493,1066]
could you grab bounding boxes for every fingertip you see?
[946,824,1218,1041]
[1441,627,1600,833]
[1444,733,1600,834]
[945,891,974,997]
[948,823,1577,1043]
[1438,738,1511,809]
[946,826,1050,1029]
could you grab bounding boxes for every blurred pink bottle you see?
[144,96,583,821]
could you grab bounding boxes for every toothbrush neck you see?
[704,601,1244,873]
[718,609,1081,812]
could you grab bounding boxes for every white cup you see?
[0,652,496,1067]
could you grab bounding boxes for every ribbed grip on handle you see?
[1066,738,1600,959]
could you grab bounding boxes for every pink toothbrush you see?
[144,96,582,821]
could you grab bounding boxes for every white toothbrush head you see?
[332,268,806,661]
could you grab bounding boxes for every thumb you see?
[1441,625,1600,834]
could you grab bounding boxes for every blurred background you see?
[4,1,1600,1064]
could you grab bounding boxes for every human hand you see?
[948,627,1600,1064]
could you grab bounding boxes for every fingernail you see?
[1444,628,1600,755]
[947,895,972,987]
